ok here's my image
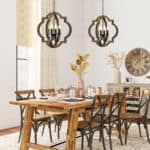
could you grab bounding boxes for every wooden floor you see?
[0,127,19,136]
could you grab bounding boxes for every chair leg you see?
[108,128,113,150]
[18,110,24,143]
[48,118,53,142]
[81,133,84,150]
[57,123,60,139]
[57,117,63,139]
[137,123,142,137]
[54,116,62,139]
[33,122,38,144]
[124,121,129,145]
[99,127,102,142]
[41,123,46,136]
[88,132,94,150]
[117,122,123,145]
[101,129,106,150]
[54,118,57,132]
[144,123,150,143]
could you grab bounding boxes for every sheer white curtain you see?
[16,0,40,91]
[40,0,57,89]
[16,0,57,90]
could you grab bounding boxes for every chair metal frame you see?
[77,95,109,150]
[102,93,125,150]
[121,90,150,144]
[15,89,52,143]
[39,88,67,139]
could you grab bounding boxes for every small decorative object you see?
[37,0,72,48]
[86,85,96,98]
[96,87,102,95]
[68,86,76,98]
[71,53,90,97]
[146,75,150,79]
[125,48,150,76]
[133,87,140,97]
[126,77,133,83]
[88,0,119,47]
[108,51,125,83]
[146,75,150,83]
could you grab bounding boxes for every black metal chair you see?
[15,89,52,143]
[39,88,68,139]
[121,89,150,144]
[77,95,109,150]
[101,93,125,150]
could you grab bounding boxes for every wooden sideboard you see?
[107,83,150,97]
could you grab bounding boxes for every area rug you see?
[0,122,150,150]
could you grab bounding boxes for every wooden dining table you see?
[10,99,99,150]
[10,93,133,150]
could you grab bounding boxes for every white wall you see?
[0,0,19,129]
[83,0,150,89]
[1,0,150,129]
[56,0,85,88]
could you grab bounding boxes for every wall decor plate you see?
[125,48,150,76]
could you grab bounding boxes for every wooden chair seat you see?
[77,121,100,130]
[33,114,51,121]
[147,119,150,124]
[93,115,118,124]
[121,113,143,119]
[104,115,119,123]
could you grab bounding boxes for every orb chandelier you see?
[88,0,119,47]
[37,0,72,48]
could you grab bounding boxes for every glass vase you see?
[76,77,85,98]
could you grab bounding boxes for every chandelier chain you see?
[102,0,104,16]
[53,0,56,12]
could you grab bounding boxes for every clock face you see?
[125,48,150,76]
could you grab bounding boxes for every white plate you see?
[64,97,83,100]
[47,96,59,101]
[63,97,84,102]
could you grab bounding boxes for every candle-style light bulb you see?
[48,16,61,46]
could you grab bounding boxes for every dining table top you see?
[10,95,139,109]
[9,98,97,110]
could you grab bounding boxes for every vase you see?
[76,78,85,98]
[114,70,121,84]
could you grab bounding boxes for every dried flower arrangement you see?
[71,53,90,80]
[107,51,125,70]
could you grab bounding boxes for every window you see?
[16,46,40,91]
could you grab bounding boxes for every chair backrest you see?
[90,95,110,123]
[107,93,125,120]
[15,89,36,100]
[57,88,66,94]
[126,97,140,114]
[15,89,37,118]
[39,88,55,96]
[139,90,150,118]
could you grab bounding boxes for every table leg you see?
[20,106,33,150]
[65,109,79,150]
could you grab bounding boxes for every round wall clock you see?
[125,48,150,76]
